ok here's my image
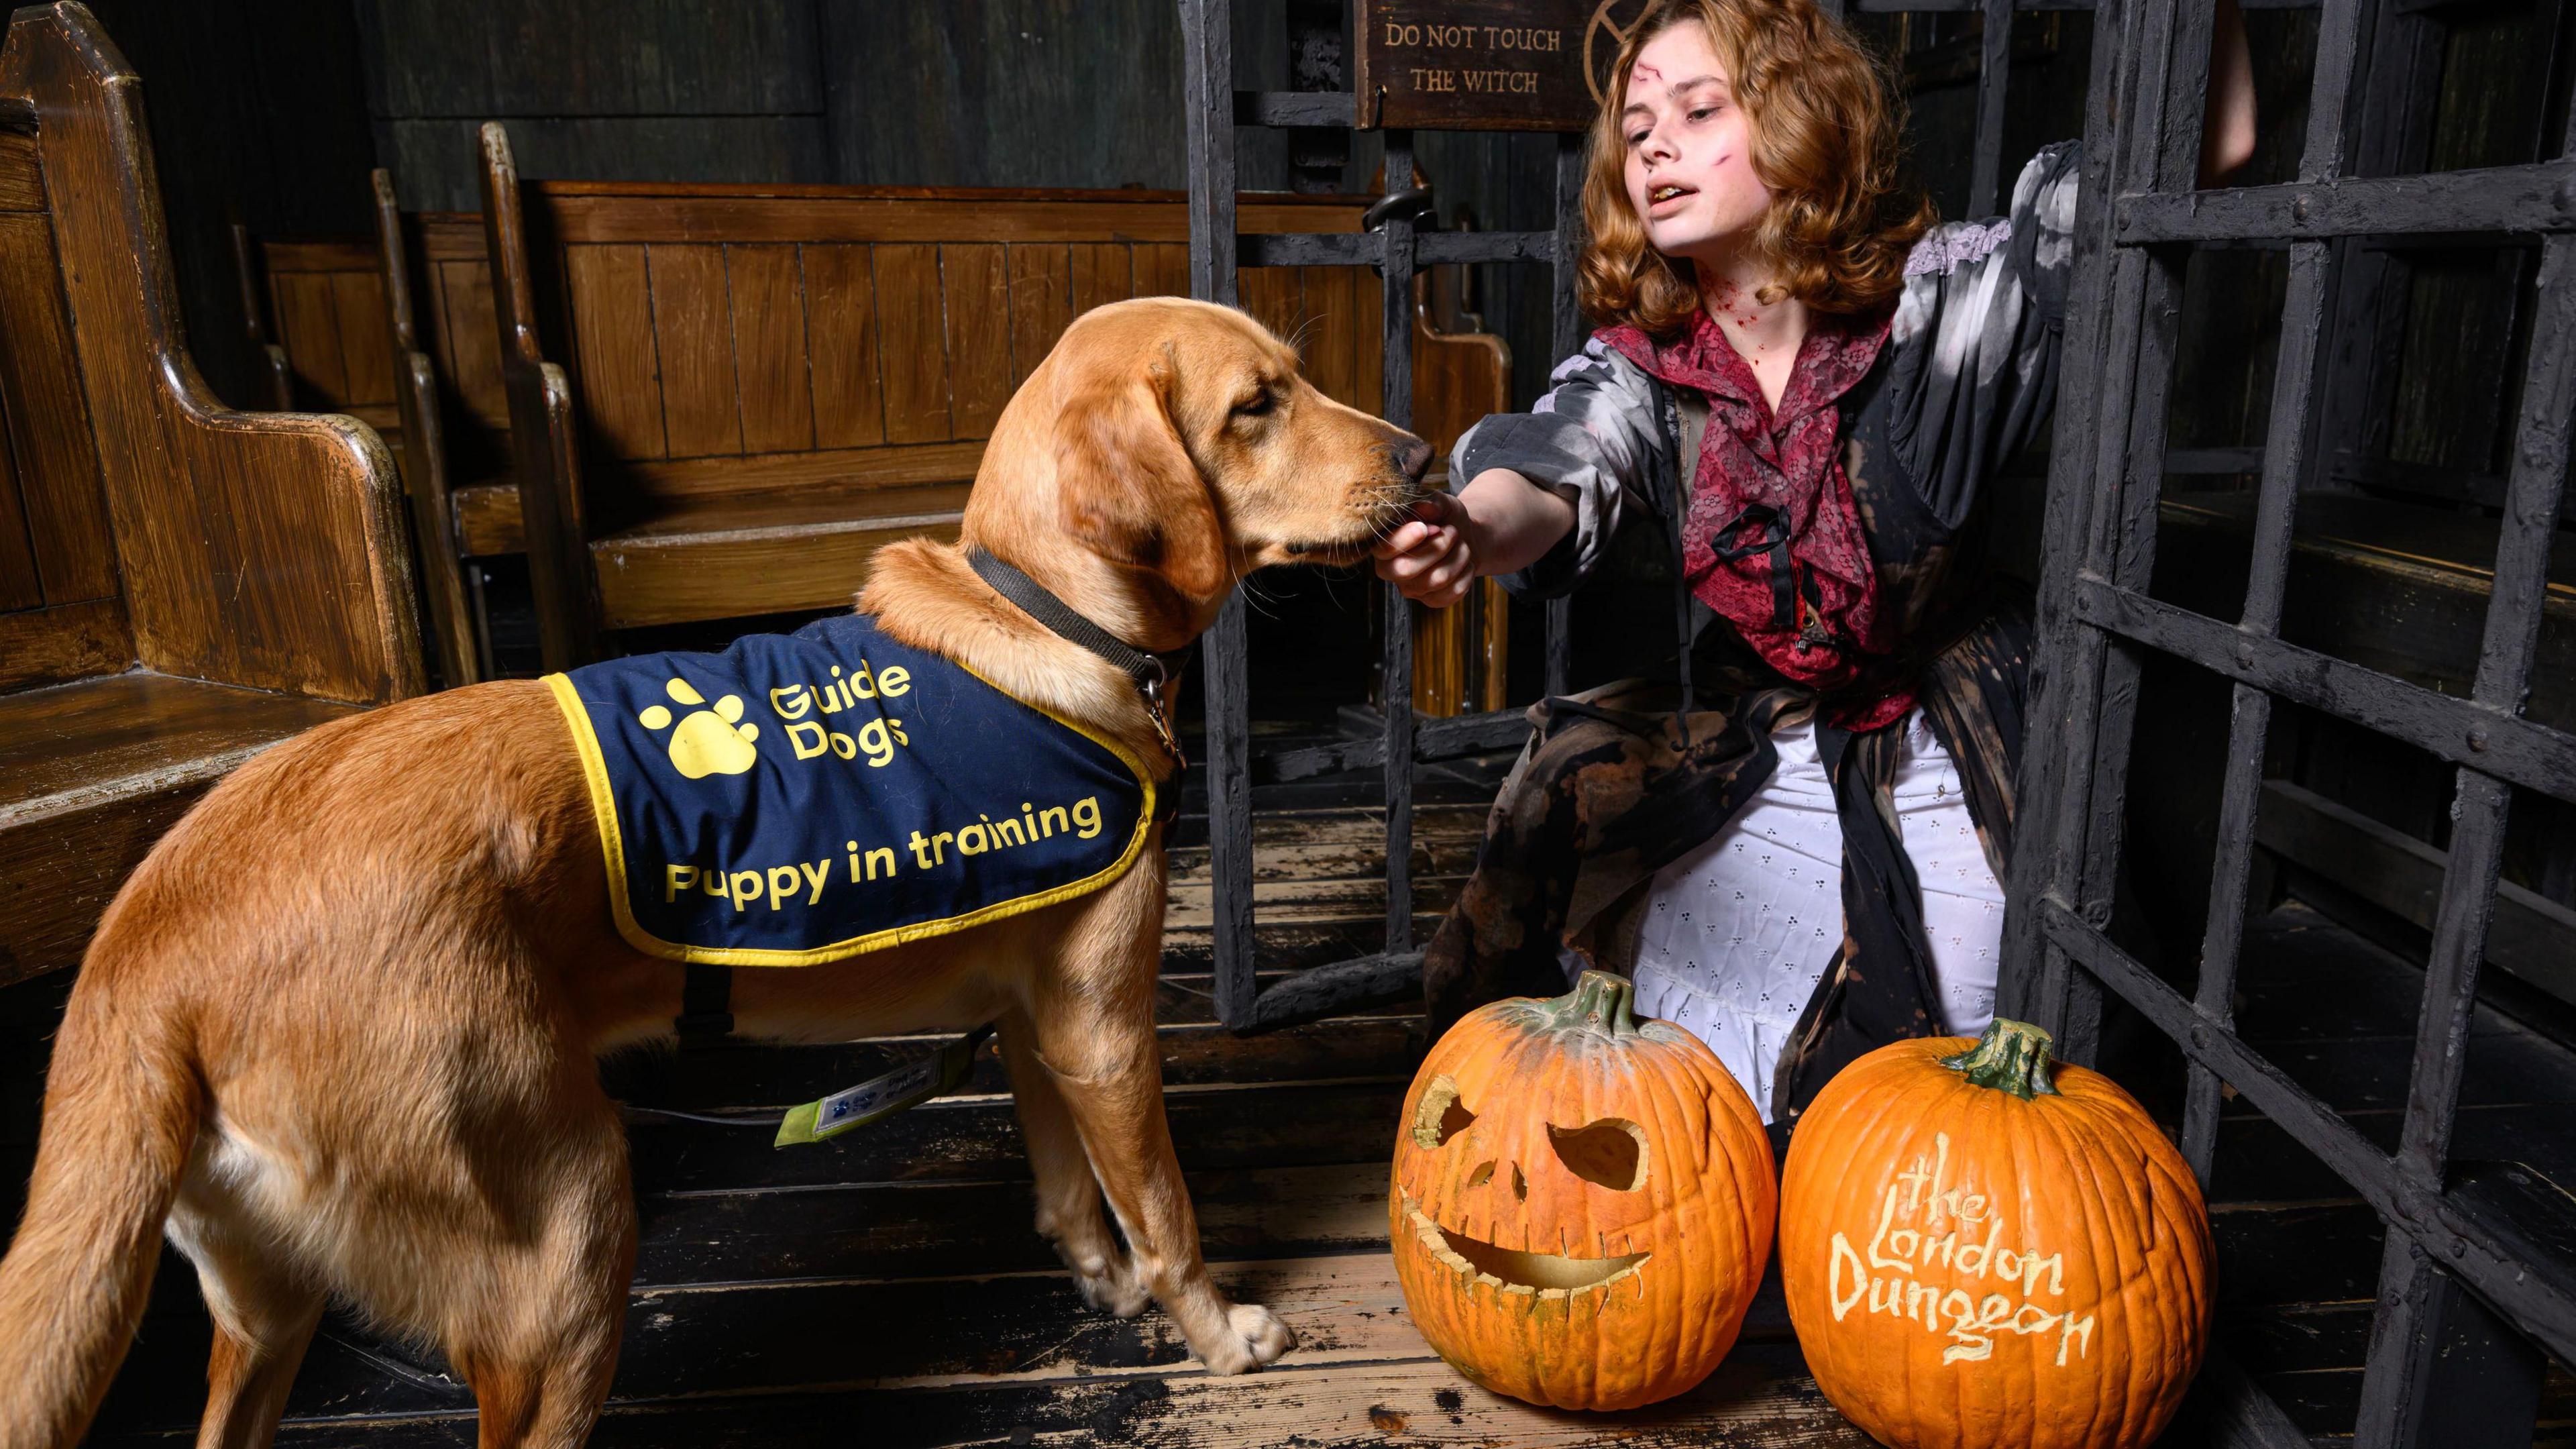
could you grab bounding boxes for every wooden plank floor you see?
[27,765,2575,1445]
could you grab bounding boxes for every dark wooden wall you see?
[356,0,1298,207]
[89,0,377,411]
[337,0,1571,401]
[104,0,2167,418]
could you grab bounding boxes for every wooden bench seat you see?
[0,5,419,988]
[0,677,363,986]
[590,482,974,629]
[451,474,524,556]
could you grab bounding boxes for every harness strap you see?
[676,961,734,1045]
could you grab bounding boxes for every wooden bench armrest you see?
[480,122,601,669]
[376,166,481,686]
[1,5,423,704]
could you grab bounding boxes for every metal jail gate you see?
[1999,0,2576,1443]
[1181,0,1591,1033]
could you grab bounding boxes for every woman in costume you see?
[1375,0,2255,1130]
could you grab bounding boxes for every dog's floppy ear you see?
[1055,358,1230,602]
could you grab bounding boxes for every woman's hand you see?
[1373,468,1578,608]
[1373,492,1481,608]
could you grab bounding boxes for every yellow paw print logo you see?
[638,678,759,779]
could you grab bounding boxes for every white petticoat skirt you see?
[1612,708,2004,1122]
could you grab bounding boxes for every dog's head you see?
[965,297,1432,643]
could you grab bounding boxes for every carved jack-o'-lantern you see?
[1779,1020,2214,1449]
[1389,971,1776,1410]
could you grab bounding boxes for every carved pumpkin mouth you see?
[1400,1192,1650,1297]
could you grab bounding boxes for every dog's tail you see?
[0,936,202,1449]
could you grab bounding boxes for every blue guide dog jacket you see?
[546,613,1157,966]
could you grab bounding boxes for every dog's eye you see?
[1234,392,1275,418]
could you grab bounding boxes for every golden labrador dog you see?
[0,297,1432,1449]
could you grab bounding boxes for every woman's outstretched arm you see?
[1373,468,1576,608]
[2201,0,2257,184]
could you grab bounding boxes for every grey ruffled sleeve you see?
[1446,337,1670,599]
[1882,140,2083,531]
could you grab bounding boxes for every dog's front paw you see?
[1056,1237,1159,1315]
[1197,1302,1294,1375]
[1071,1256,1152,1318]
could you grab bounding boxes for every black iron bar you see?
[2353,93,2576,1444]
[1181,5,1236,305]
[1262,708,1534,784]
[1235,90,1356,127]
[1419,231,1561,265]
[2352,777,2516,1448]
[1182,0,1258,1029]
[2033,0,2202,1063]
[2180,0,2365,1186]
[1969,0,2016,218]
[2042,899,2576,1364]
[1181,1,1608,1031]
[1998,0,2137,1023]
[2181,670,2276,1184]
[1240,233,1379,267]
[1240,950,1428,1029]
[2071,576,2576,802]
[2059,0,2222,1050]
[2116,164,2576,243]
[1382,132,1419,957]
[1550,133,1586,417]
[2302,0,2445,496]
[2000,0,2576,1422]
[1546,133,1587,700]
[1238,229,1561,268]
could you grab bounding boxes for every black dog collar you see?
[966,546,1194,769]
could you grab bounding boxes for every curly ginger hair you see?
[1578,0,1935,337]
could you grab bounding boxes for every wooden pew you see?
[232,194,513,690]
[0,0,423,989]
[226,220,292,410]
[473,121,1513,674]
[372,173,515,687]
[233,230,400,438]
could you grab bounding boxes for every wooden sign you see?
[1353,0,1653,132]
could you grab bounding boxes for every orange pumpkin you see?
[1780,1019,2213,1449]
[1389,969,1775,1410]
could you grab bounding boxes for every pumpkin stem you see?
[1939,1018,2061,1099]
[1550,970,1642,1037]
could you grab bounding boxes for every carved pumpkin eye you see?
[1549,1117,1648,1191]
[1411,1075,1476,1148]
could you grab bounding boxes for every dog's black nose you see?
[1391,437,1434,484]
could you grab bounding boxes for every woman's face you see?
[1620,22,1771,264]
